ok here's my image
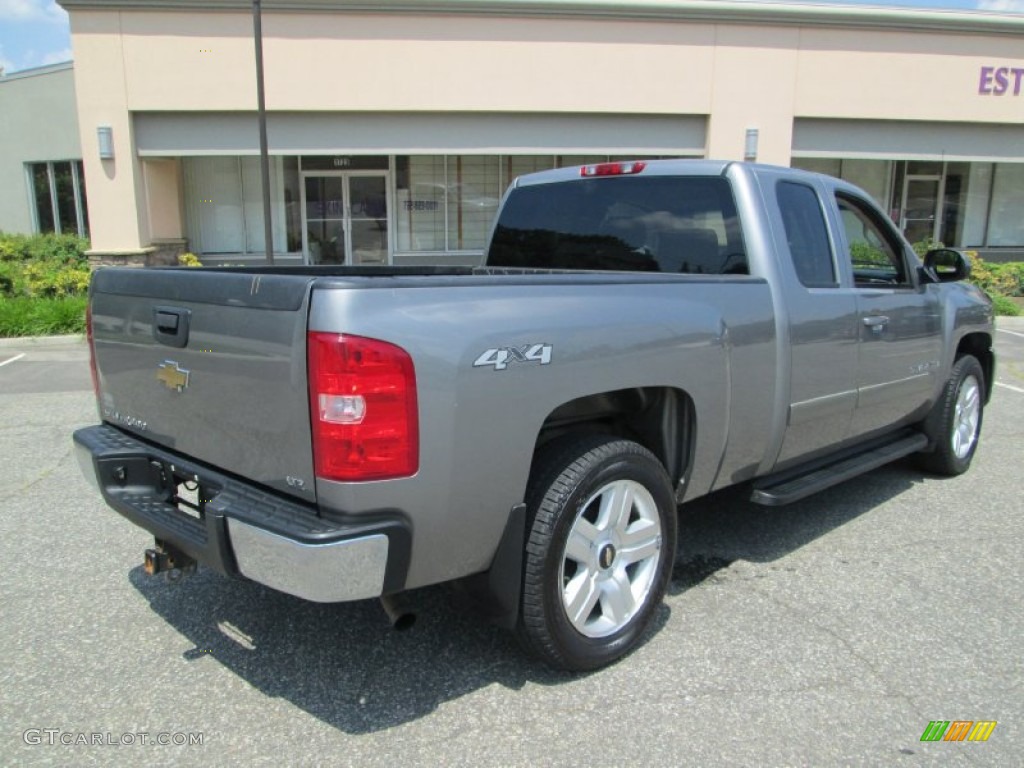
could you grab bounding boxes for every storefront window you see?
[792,159,1024,249]
[188,157,244,253]
[939,162,970,247]
[183,156,298,255]
[558,155,607,170]
[791,158,841,177]
[76,162,90,236]
[840,160,892,209]
[960,164,993,248]
[395,156,447,252]
[393,154,692,255]
[54,162,78,235]
[31,164,54,234]
[28,160,89,236]
[502,156,556,191]
[907,161,943,176]
[790,158,891,210]
[281,157,302,253]
[988,164,1024,247]
[447,155,502,251]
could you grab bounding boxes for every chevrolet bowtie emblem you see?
[157,360,190,392]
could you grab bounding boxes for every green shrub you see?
[967,253,1019,297]
[0,232,92,299]
[0,236,23,262]
[0,262,18,297]
[0,296,88,337]
[989,262,1024,297]
[0,234,93,335]
[0,232,89,265]
[964,252,1024,316]
[849,240,889,267]
[178,252,203,267]
[911,237,944,257]
[21,261,92,297]
[989,294,1021,317]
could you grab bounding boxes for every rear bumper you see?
[72,425,410,602]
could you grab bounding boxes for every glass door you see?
[302,173,390,265]
[348,175,388,265]
[900,176,942,245]
[303,176,346,265]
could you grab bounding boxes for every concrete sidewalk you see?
[0,333,84,348]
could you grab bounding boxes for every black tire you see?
[517,434,677,672]
[918,355,985,476]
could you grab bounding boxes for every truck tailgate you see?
[89,268,317,504]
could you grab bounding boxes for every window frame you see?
[25,160,89,236]
[835,191,914,289]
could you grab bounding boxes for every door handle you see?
[862,315,889,333]
[153,306,191,348]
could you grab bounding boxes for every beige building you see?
[58,0,1024,266]
[0,63,89,237]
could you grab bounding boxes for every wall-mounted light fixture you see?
[744,128,759,162]
[97,126,114,160]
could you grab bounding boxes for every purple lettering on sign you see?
[994,67,1009,95]
[978,65,1023,96]
[979,66,994,94]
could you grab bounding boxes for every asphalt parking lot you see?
[1,322,1022,767]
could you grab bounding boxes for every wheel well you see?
[956,333,994,403]
[533,387,695,490]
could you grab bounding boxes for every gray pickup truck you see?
[74,160,993,671]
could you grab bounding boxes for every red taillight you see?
[308,333,419,482]
[580,161,647,177]
[86,304,99,399]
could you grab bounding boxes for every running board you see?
[751,432,929,507]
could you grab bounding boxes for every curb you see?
[0,334,85,348]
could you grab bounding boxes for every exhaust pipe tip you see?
[380,593,416,631]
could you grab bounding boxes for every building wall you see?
[0,64,82,234]
[62,4,1024,255]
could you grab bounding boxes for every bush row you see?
[911,239,1021,316]
[964,252,1021,317]
[0,232,92,299]
[966,254,1024,299]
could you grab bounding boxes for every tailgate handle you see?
[153,306,190,348]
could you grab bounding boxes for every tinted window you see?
[776,181,836,288]
[837,194,909,286]
[487,176,747,275]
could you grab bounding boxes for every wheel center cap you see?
[598,543,617,570]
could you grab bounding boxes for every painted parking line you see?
[997,327,1024,340]
[0,353,26,369]
[995,381,1024,395]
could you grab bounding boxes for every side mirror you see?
[923,248,971,283]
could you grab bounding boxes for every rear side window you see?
[776,181,836,288]
[487,176,747,275]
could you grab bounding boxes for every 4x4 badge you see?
[474,343,552,371]
[157,360,190,392]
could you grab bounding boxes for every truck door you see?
[770,179,860,467]
[834,192,943,438]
